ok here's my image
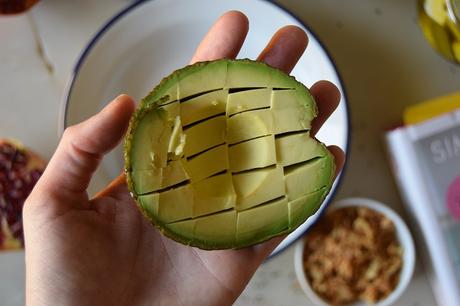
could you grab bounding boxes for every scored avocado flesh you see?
[125,59,335,249]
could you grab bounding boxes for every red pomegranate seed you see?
[0,140,45,249]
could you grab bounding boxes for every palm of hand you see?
[24,11,344,306]
[26,187,257,306]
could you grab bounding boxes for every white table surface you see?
[1,0,459,305]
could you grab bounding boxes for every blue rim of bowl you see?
[60,0,351,258]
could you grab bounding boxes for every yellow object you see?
[403,91,460,124]
[418,0,460,63]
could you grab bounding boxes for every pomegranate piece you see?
[0,139,46,250]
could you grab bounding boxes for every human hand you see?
[24,11,345,306]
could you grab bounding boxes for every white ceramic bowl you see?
[294,197,416,306]
[61,0,350,257]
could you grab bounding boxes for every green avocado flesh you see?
[125,59,335,249]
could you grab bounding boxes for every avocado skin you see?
[124,59,334,250]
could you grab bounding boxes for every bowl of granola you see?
[294,197,415,306]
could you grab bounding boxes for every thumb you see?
[34,94,135,206]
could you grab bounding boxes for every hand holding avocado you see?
[23,11,344,306]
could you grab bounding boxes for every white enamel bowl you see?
[61,0,350,256]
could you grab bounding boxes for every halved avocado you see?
[124,59,335,249]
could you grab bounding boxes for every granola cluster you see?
[303,206,402,305]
